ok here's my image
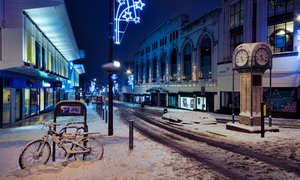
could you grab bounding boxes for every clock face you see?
[255,48,270,66]
[235,49,249,67]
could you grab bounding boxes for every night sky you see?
[65,0,221,84]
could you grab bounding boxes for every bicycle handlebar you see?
[40,121,59,127]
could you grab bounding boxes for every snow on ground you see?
[0,104,220,180]
[0,102,299,179]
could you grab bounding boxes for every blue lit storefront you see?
[0,73,66,127]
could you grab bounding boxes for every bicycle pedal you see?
[61,160,69,166]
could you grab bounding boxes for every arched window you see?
[140,59,144,83]
[170,49,177,81]
[200,35,211,79]
[152,56,157,82]
[145,59,149,83]
[160,52,166,82]
[183,44,192,81]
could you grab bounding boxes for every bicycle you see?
[18,121,104,169]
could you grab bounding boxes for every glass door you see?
[15,89,22,121]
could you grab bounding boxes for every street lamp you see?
[102,60,121,136]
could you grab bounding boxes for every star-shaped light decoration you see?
[114,0,145,44]
[117,0,126,6]
[134,0,145,10]
[122,11,133,22]
[133,17,140,23]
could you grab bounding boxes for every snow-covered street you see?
[0,102,299,179]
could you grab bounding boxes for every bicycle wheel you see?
[19,139,51,169]
[74,137,104,161]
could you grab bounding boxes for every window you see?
[145,59,149,83]
[230,32,243,56]
[135,62,139,84]
[140,60,144,83]
[230,0,244,29]
[183,44,192,81]
[221,92,240,109]
[160,53,166,82]
[200,35,212,79]
[268,0,293,17]
[152,56,157,82]
[35,41,42,68]
[170,49,177,81]
[25,33,35,65]
[263,87,296,113]
[268,21,293,53]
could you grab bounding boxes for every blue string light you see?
[114,0,145,44]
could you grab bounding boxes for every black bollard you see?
[129,120,134,149]
[261,102,266,138]
[105,110,107,123]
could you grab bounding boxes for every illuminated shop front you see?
[180,96,195,110]
[168,93,178,108]
[0,76,58,127]
[0,1,84,127]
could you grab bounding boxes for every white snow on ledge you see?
[162,111,217,125]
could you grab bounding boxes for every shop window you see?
[183,43,192,81]
[30,88,39,116]
[168,95,178,108]
[263,88,296,113]
[40,88,44,111]
[2,89,11,124]
[200,35,212,79]
[221,92,240,109]
[196,97,207,111]
[180,97,195,110]
[268,21,293,53]
[230,0,244,29]
[24,89,30,117]
[170,49,177,81]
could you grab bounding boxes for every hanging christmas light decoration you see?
[114,0,145,44]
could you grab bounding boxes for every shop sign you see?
[42,81,51,87]
[60,106,81,114]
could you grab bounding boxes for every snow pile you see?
[162,111,217,125]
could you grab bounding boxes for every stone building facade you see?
[132,0,300,118]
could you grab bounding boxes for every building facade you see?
[0,0,84,127]
[133,0,300,118]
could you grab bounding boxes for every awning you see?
[146,87,169,93]
[24,4,79,61]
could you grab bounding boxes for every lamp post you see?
[102,61,120,136]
